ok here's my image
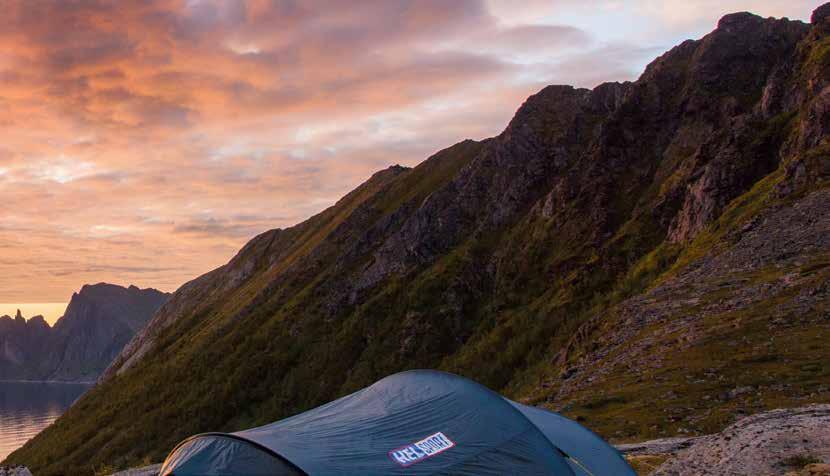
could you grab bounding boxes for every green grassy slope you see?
[5,10,829,476]
[518,171,830,441]
[4,140,484,475]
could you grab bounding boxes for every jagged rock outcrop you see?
[7,5,830,475]
[0,312,51,377]
[0,467,32,476]
[0,284,169,382]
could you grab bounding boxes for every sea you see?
[0,381,92,461]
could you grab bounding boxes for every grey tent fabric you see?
[508,401,635,476]
[160,370,634,476]
[160,434,304,476]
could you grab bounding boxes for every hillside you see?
[6,6,829,475]
[0,284,169,382]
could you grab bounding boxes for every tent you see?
[159,370,635,475]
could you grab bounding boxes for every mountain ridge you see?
[6,5,829,475]
[0,283,169,383]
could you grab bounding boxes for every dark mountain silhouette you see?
[0,284,169,382]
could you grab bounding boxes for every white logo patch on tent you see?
[389,432,455,467]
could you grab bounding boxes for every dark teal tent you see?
[159,370,634,475]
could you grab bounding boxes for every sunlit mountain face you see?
[0,1,812,305]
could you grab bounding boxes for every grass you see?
[12,152,816,475]
[803,35,830,79]
[627,455,671,475]
[549,255,830,442]
[4,138,491,475]
[782,454,822,469]
[7,30,830,476]
[374,139,481,215]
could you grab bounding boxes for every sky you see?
[0,1,817,317]
[0,303,66,324]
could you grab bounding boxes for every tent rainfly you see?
[159,370,636,475]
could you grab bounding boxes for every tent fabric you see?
[159,370,635,476]
[508,401,635,476]
[160,434,304,476]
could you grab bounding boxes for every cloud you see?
[172,217,269,238]
[541,43,665,88]
[0,0,813,301]
[632,0,815,32]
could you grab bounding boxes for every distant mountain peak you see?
[78,282,164,294]
[716,11,760,29]
[0,283,169,382]
[27,315,49,330]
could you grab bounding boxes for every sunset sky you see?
[0,0,815,320]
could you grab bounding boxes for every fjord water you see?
[0,381,91,460]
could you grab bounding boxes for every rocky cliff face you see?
[0,311,52,379]
[7,5,830,475]
[0,284,169,382]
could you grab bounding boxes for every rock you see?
[812,3,830,24]
[109,463,162,476]
[716,12,759,31]
[0,284,169,382]
[653,405,830,475]
[560,367,577,380]
[0,466,33,476]
[728,386,753,399]
[617,436,702,456]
